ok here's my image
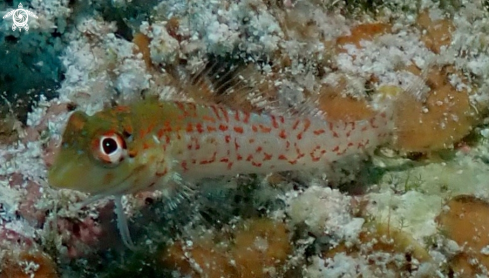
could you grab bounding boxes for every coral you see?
[287,185,363,239]
[132,33,152,69]
[308,222,435,277]
[416,10,454,54]
[436,195,489,276]
[392,65,478,152]
[163,218,291,277]
[0,249,57,278]
[335,22,392,52]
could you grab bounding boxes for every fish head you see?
[48,108,142,196]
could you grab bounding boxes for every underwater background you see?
[1,0,489,277]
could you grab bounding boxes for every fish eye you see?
[92,132,126,164]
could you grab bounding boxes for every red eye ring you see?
[92,132,126,164]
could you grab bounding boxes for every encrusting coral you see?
[163,218,291,278]
[436,195,489,276]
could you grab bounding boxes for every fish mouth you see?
[49,162,136,195]
[77,170,138,208]
[92,170,138,198]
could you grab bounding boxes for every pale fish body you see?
[48,98,393,248]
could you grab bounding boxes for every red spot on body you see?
[196,123,204,133]
[227,162,233,170]
[219,124,228,131]
[176,102,187,114]
[220,107,229,122]
[256,146,263,153]
[200,152,217,165]
[278,154,287,160]
[370,118,378,128]
[157,128,165,138]
[310,150,321,161]
[220,158,229,163]
[279,130,287,139]
[251,161,262,167]
[303,119,311,132]
[246,154,253,161]
[128,149,138,158]
[207,125,217,132]
[210,152,217,163]
[249,138,255,144]
[292,120,300,130]
[211,105,221,120]
[234,126,244,134]
[225,135,231,143]
[243,111,250,123]
[115,105,130,112]
[139,129,147,139]
[202,115,216,123]
[271,115,279,128]
[332,146,339,152]
[147,123,155,134]
[188,102,197,117]
[263,152,272,161]
[156,168,168,177]
[143,142,150,150]
[259,125,272,133]
[186,123,193,132]
[163,121,172,133]
[313,129,325,135]
[252,125,258,132]
[124,124,133,135]
[181,161,188,171]
[237,154,243,161]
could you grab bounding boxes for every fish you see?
[48,95,395,249]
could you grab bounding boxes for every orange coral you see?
[336,23,391,52]
[323,222,432,275]
[163,218,291,278]
[417,10,455,54]
[392,66,477,151]
[0,250,57,278]
[133,33,152,69]
[436,195,489,276]
[317,77,375,122]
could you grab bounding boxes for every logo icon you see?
[3,3,38,31]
